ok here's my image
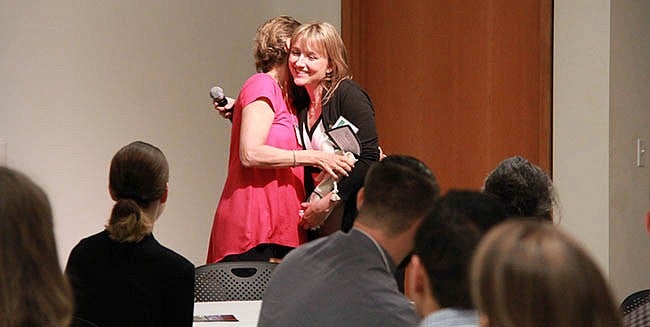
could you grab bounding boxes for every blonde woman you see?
[470,219,622,327]
[289,22,380,234]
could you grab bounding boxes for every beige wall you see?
[554,0,650,300]
[609,0,650,299]
[554,0,611,273]
[0,0,339,266]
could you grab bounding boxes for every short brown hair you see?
[470,219,622,327]
[357,155,440,236]
[413,190,507,309]
[254,15,301,73]
[0,167,73,326]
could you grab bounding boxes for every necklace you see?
[308,87,323,120]
[308,102,320,118]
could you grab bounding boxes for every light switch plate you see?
[637,138,646,167]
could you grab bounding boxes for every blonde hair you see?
[470,219,622,327]
[254,15,301,73]
[105,199,154,242]
[291,22,351,104]
[0,167,73,326]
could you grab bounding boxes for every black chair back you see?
[621,289,649,327]
[194,261,278,302]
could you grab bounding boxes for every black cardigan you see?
[299,79,380,231]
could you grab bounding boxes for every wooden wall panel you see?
[342,0,552,191]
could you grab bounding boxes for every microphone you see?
[210,86,229,107]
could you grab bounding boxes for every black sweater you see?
[65,230,194,327]
[299,79,380,231]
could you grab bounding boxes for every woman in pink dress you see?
[207,16,355,263]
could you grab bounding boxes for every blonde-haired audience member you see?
[0,167,73,326]
[470,219,622,327]
[65,141,194,327]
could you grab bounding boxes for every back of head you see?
[107,141,168,243]
[254,15,301,73]
[0,167,72,326]
[470,219,622,327]
[483,156,555,220]
[357,155,440,236]
[436,189,508,233]
[413,190,507,309]
[291,21,350,103]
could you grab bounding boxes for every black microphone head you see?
[210,86,224,100]
[210,86,228,106]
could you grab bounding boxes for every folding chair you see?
[194,261,278,302]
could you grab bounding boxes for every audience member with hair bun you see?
[65,141,194,327]
[0,167,73,326]
[483,155,557,220]
[470,219,622,327]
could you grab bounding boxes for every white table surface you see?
[193,300,262,327]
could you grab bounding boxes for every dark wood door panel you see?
[343,0,551,190]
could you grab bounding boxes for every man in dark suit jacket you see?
[258,155,440,327]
